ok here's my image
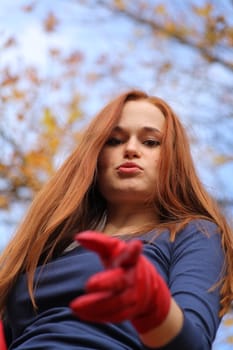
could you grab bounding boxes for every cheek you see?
[154,148,161,163]
[97,152,112,185]
[149,151,160,177]
[98,145,113,164]
[97,151,108,171]
[98,148,117,171]
[97,154,109,174]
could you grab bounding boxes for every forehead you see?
[116,100,165,132]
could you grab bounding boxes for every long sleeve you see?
[141,219,225,350]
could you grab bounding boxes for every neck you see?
[103,203,159,235]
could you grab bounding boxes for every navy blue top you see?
[4,219,225,349]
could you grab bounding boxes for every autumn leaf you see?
[67,110,81,124]
[64,51,84,65]
[0,196,9,209]
[17,114,24,121]
[193,3,213,17]
[24,151,47,168]
[42,108,57,133]
[227,27,233,46]
[86,72,101,83]
[114,0,125,11]
[21,2,35,12]
[214,155,233,165]
[154,4,166,15]
[159,62,172,74]
[223,317,233,326]
[49,48,61,57]
[3,37,17,48]
[43,12,59,32]
[23,149,54,180]
[1,73,18,87]
[48,138,59,154]
[26,68,41,84]
[0,164,7,173]
[12,89,25,100]
[164,21,176,34]
[226,335,233,344]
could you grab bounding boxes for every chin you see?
[105,189,153,203]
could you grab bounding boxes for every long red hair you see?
[0,90,232,315]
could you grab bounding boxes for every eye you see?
[105,137,123,146]
[143,139,160,147]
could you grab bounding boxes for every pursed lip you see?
[117,162,142,169]
[117,162,143,170]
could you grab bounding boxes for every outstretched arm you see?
[70,231,183,348]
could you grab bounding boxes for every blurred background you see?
[0,0,232,347]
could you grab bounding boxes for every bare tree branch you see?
[96,0,233,72]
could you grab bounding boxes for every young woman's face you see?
[97,99,165,205]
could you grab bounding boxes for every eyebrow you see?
[112,126,163,134]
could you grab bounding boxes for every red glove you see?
[70,231,171,334]
[0,321,7,350]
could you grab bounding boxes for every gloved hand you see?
[0,321,7,350]
[70,231,171,334]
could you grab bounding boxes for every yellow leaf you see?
[165,21,176,33]
[154,4,166,15]
[205,31,217,45]
[214,154,233,165]
[0,195,9,209]
[227,335,233,343]
[48,137,59,153]
[223,317,233,326]
[227,27,233,46]
[12,89,25,99]
[23,150,54,180]
[0,163,7,172]
[68,110,81,123]
[193,3,213,17]
[114,0,125,11]
[42,108,57,133]
[25,151,46,167]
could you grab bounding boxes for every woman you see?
[0,90,232,349]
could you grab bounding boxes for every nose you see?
[124,138,141,159]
